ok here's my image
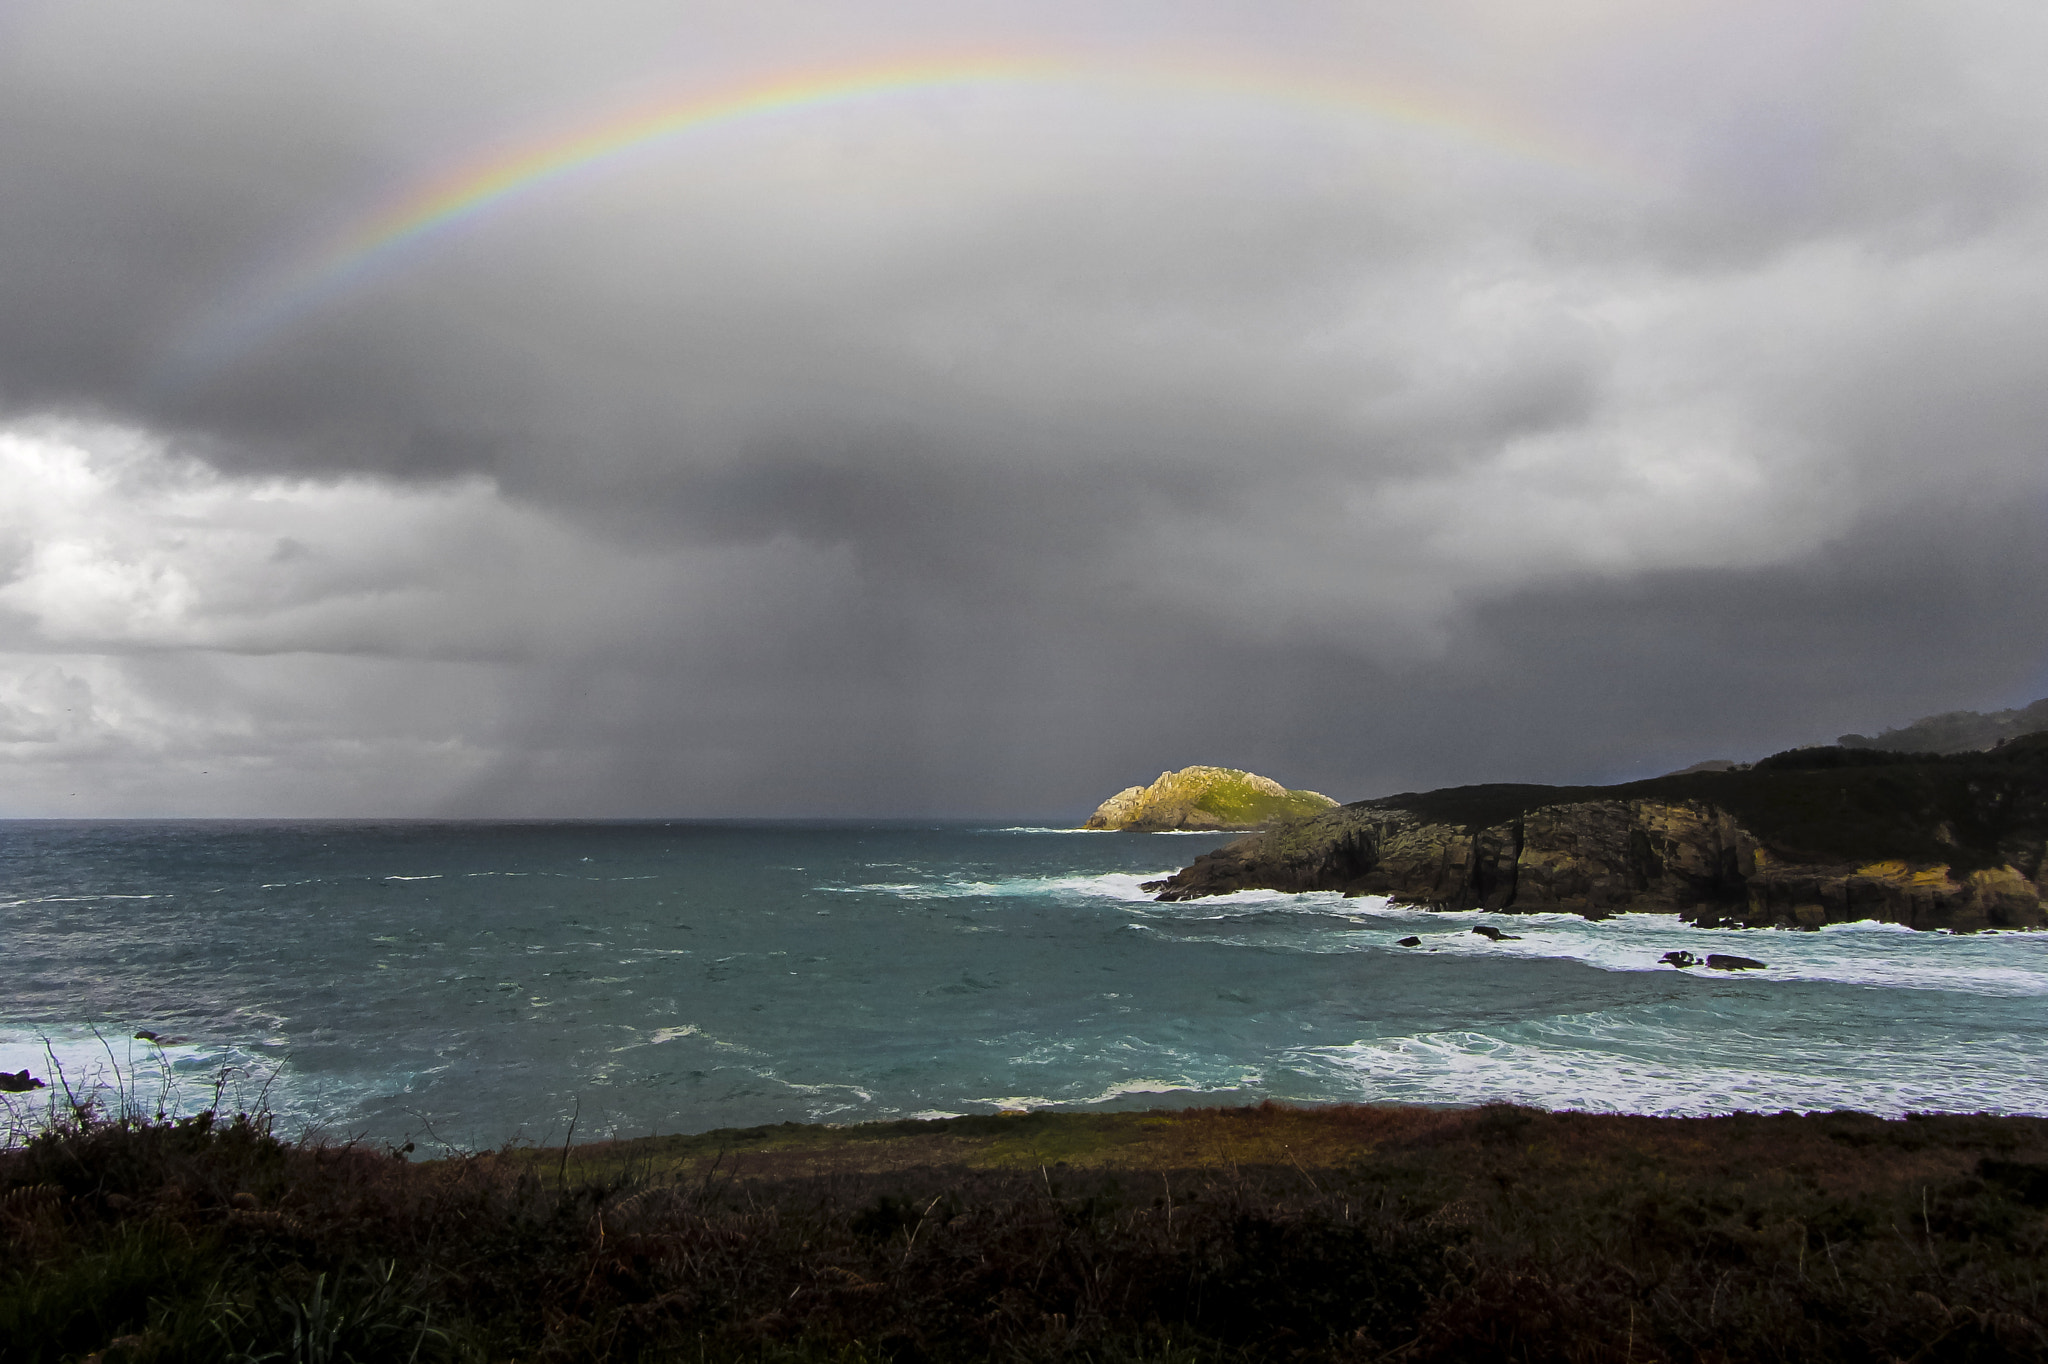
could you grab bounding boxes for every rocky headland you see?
[1143,735,2048,931]
[1084,765,1337,831]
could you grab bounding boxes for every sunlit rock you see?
[1083,766,1337,832]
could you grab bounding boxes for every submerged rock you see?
[1706,955,1767,971]
[1397,935,1422,947]
[1471,925,1521,942]
[1084,766,1336,832]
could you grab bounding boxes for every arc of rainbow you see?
[156,51,1634,393]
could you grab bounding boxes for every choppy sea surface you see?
[5,820,2046,1149]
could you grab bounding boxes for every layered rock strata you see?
[1143,740,2048,932]
[1084,766,1337,832]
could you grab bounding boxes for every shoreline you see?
[491,1098,2048,1181]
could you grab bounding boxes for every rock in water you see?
[1471,925,1521,942]
[1082,766,1337,832]
[1397,936,1422,947]
[1706,954,1767,971]
[1661,951,1700,968]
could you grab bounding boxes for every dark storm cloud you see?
[3,0,2047,816]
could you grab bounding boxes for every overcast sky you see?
[3,0,2046,818]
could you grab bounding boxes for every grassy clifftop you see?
[1362,732,2048,873]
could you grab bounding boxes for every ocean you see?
[5,819,2046,1151]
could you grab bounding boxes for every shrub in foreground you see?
[4,1104,2047,1362]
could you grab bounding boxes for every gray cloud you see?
[2,0,2046,816]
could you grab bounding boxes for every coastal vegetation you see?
[7,1101,2048,1362]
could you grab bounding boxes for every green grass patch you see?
[1190,779,1335,827]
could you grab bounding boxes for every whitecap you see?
[760,1074,874,1102]
[1287,1011,2048,1118]
[1140,892,2048,998]
[1079,1078,1204,1103]
[818,870,1182,903]
[988,827,1113,834]
[985,827,1234,836]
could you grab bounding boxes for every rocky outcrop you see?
[1143,739,2048,932]
[1084,766,1337,832]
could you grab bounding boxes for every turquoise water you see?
[5,820,2046,1150]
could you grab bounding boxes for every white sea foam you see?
[988,828,1234,835]
[823,868,2048,998]
[1,1027,211,1080]
[761,1074,875,1103]
[1128,888,1393,919]
[1081,1078,1204,1102]
[820,870,1176,902]
[990,827,1112,834]
[1134,890,2048,998]
[968,1077,1246,1113]
[1287,1012,2048,1117]
[0,1026,294,1145]
[612,1023,760,1056]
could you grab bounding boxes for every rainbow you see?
[157,51,1632,391]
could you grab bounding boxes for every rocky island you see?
[1144,735,2048,931]
[1084,765,1336,831]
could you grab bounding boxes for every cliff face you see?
[1143,739,2048,932]
[1084,766,1337,832]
